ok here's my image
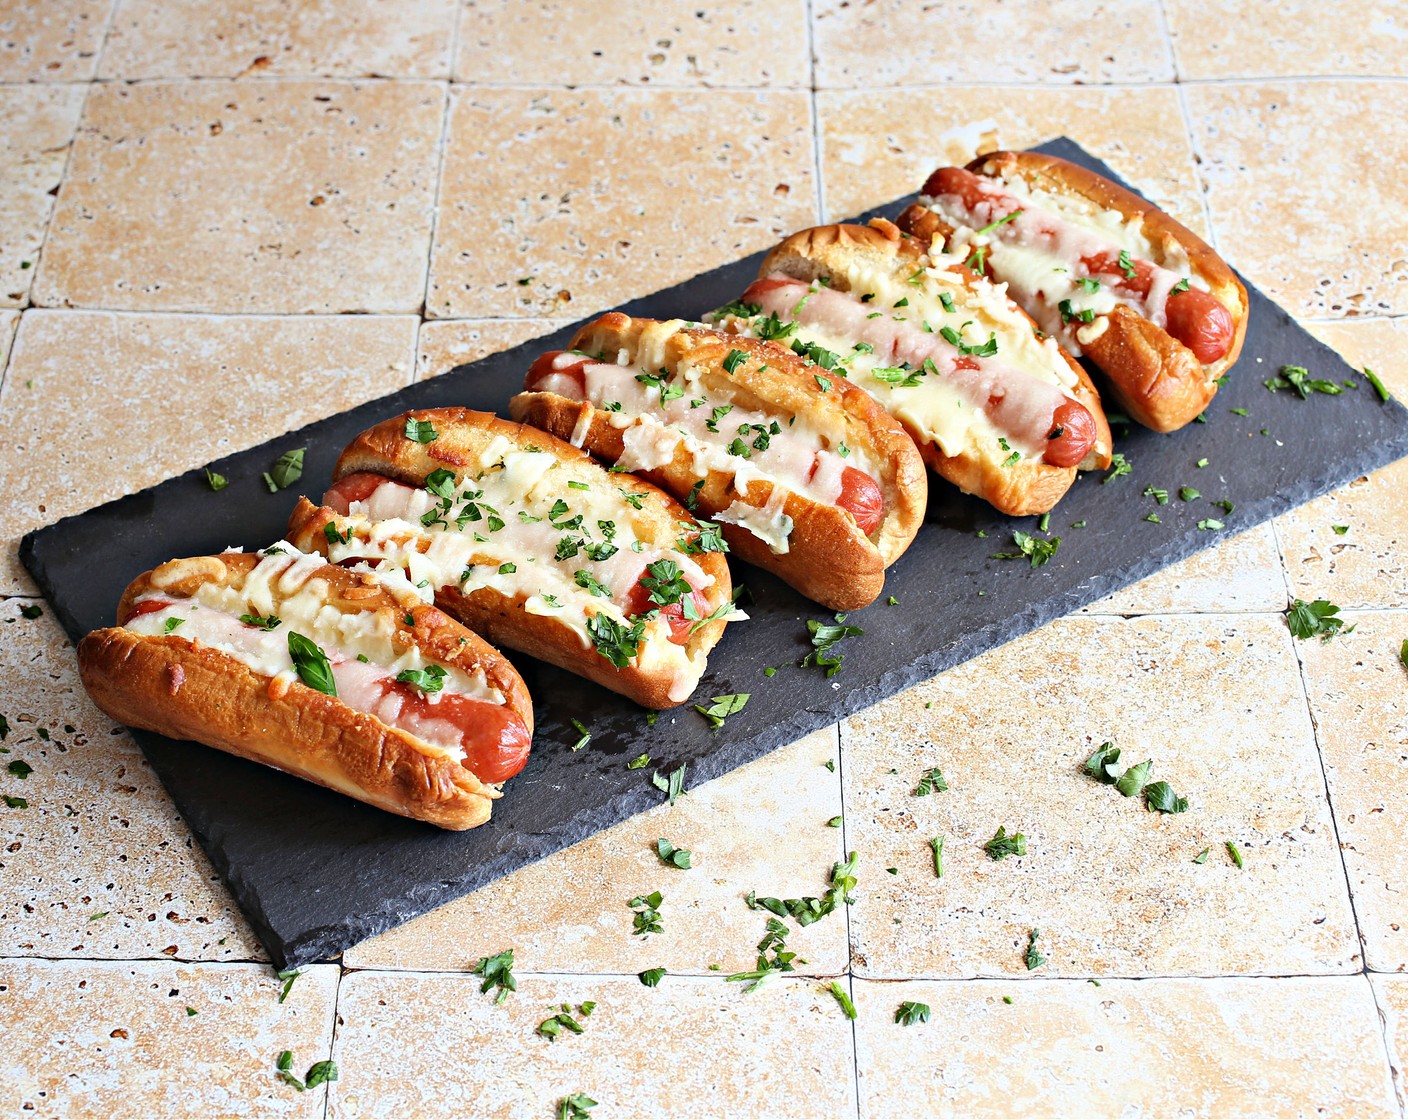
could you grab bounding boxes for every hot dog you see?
[509,312,928,612]
[897,151,1249,433]
[710,220,1113,517]
[285,408,734,710]
[76,548,534,831]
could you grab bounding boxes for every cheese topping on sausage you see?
[532,319,886,555]
[716,267,1080,463]
[315,441,723,671]
[921,173,1205,356]
[123,549,505,761]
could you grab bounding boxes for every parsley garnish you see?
[972,209,1023,237]
[1362,367,1392,402]
[678,522,728,554]
[815,374,833,393]
[262,447,305,493]
[929,835,944,878]
[651,763,687,806]
[568,718,591,751]
[1144,485,1169,505]
[574,570,612,598]
[705,404,733,432]
[744,851,858,929]
[829,982,857,1020]
[656,838,691,869]
[1265,364,1343,398]
[991,530,1060,568]
[588,612,645,668]
[538,1004,593,1042]
[695,693,749,729]
[628,890,664,936]
[287,632,336,697]
[722,348,747,375]
[1226,840,1245,869]
[470,949,518,1003]
[793,612,865,678]
[1058,299,1095,324]
[1118,249,1137,279]
[639,967,666,987]
[938,324,998,358]
[558,1093,598,1120]
[1193,848,1210,865]
[683,479,705,510]
[790,338,841,370]
[204,468,228,491]
[1179,486,1201,501]
[640,560,691,608]
[1103,453,1132,483]
[983,826,1026,861]
[1286,598,1352,641]
[396,665,446,694]
[404,417,438,443]
[1024,929,1047,970]
[913,767,948,796]
[626,753,650,770]
[895,1001,931,1026]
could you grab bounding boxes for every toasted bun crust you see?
[288,407,732,710]
[76,553,533,831]
[510,313,926,612]
[903,151,1248,433]
[758,220,1113,517]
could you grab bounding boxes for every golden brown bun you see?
[510,313,927,611]
[287,407,732,711]
[903,151,1249,433]
[757,219,1113,518]
[76,553,533,831]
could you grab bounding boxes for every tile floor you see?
[1,2,1405,1117]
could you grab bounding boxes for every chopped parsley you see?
[1103,453,1132,483]
[1362,367,1392,402]
[678,522,728,554]
[162,617,184,633]
[638,967,666,987]
[626,753,651,770]
[991,530,1060,568]
[938,324,998,358]
[558,1093,598,1120]
[471,949,518,1003]
[569,718,591,751]
[829,981,857,1020]
[1226,840,1245,869]
[705,404,734,432]
[628,890,664,936]
[929,835,944,878]
[1058,299,1095,324]
[802,614,863,677]
[695,693,750,729]
[588,613,645,668]
[913,767,948,796]
[1144,485,1169,505]
[1197,519,1224,531]
[1179,487,1201,501]
[895,1001,931,1026]
[983,826,1026,861]
[972,209,1023,237]
[656,838,691,869]
[1193,848,1210,865]
[635,370,683,404]
[538,1004,592,1042]
[404,417,438,443]
[722,348,748,375]
[1024,928,1047,971]
[1265,364,1343,398]
[1118,249,1137,279]
[204,468,228,491]
[1286,598,1352,641]
[651,763,687,806]
[395,665,446,694]
[262,447,305,493]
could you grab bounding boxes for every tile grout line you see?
[1362,971,1407,1117]
[414,81,454,325]
[323,963,348,1120]
[1151,0,1181,84]
[805,0,827,227]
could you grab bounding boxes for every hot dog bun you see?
[286,407,733,710]
[898,150,1248,433]
[76,550,534,831]
[510,312,927,611]
[715,219,1112,517]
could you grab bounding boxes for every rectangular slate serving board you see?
[23,139,1408,969]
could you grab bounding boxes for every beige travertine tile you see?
[812,0,1173,87]
[0,597,263,960]
[0,959,338,1117]
[1081,524,1285,615]
[455,0,809,86]
[416,317,570,381]
[1276,320,1408,609]
[816,86,1209,237]
[853,976,1397,1118]
[33,80,444,314]
[0,85,85,307]
[0,0,111,81]
[0,310,416,593]
[0,309,17,372]
[343,728,848,974]
[1298,610,1408,973]
[1167,0,1408,79]
[330,971,856,1118]
[427,86,816,319]
[841,614,1356,978]
[99,0,457,79]
[1373,974,1408,1108]
[1186,82,1408,319]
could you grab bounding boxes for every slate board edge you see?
[20,137,1408,969]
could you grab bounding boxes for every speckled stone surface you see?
[0,310,416,593]
[5,4,1408,1116]
[851,976,1398,1118]
[98,0,458,78]
[454,0,811,86]
[0,85,83,307]
[33,80,445,313]
[427,86,817,318]
[330,971,858,1118]
[0,959,339,1116]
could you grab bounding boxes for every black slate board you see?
[22,139,1408,969]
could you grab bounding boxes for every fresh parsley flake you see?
[829,981,857,1020]
[638,967,666,987]
[656,837,692,869]
[1226,840,1245,869]
[262,448,305,493]
[991,530,1060,568]
[1265,364,1344,398]
[651,763,687,806]
[1286,598,1351,641]
[471,949,518,1003]
[628,890,664,936]
[895,1001,931,1026]
[1362,367,1392,402]
[404,417,438,443]
[722,348,748,375]
[913,767,948,796]
[802,614,863,677]
[1024,928,1047,971]
[1103,454,1132,483]
[1144,485,1169,505]
[204,468,228,491]
[983,826,1026,861]
[626,753,651,770]
[695,693,749,729]
[287,632,336,697]
[929,835,944,878]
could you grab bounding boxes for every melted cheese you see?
[123,549,505,759]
